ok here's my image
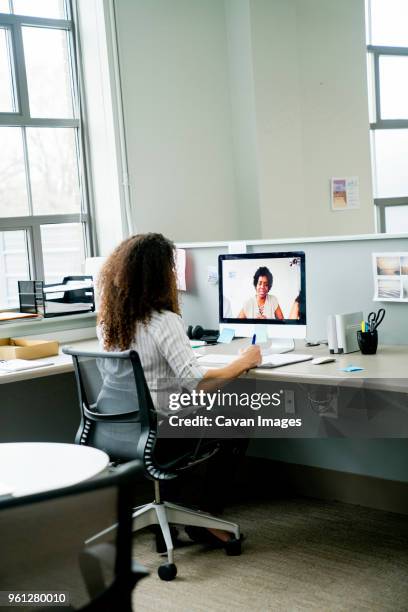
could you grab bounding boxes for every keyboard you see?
[197,353,313,369]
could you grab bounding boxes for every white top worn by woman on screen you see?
[238,266,284,320]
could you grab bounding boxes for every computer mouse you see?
[311,357,336,365]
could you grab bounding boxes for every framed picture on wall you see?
[372,252,408,302]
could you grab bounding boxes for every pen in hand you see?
[239,335,262,372]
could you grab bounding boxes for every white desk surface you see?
[0,337,407,393]
[0,442,109,497]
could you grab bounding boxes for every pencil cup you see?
[357,330,378,355]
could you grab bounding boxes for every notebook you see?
[197,353,313,369]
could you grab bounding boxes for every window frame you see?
[0,1,94,296]
[367,39,408,232]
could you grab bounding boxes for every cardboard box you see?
[0,338,59,360]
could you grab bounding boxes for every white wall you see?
[250,0,375,238]
[113,0,239,242]
[100,0,375,245]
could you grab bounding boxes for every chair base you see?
[132,500,240,567]
[84,486,241,580]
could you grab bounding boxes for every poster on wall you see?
[331,176,360,211]
[372,252,408,302]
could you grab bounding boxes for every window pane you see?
[0,1,10,12]
[372,130,408,198]
[0,230,30,309]
[27,128,80,214]
[12,0,65,19]
[0,27,16,112]
[369,0,408,46]
[379,56,408,120]
[0,127,29,217]
[385,205,408,233]
[22,26,74,119]
[41,223,85,284]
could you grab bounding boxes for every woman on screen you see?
[238,266,284,319]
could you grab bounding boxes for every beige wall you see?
[251,0,374,238]
[113,0,240,243]
[106,0,374,243]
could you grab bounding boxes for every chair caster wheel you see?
[225,537,242,556]
[158,563,177,581]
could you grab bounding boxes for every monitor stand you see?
[253,324,295,355]
[260,338,295,355]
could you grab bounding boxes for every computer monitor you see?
[218,252,306,347]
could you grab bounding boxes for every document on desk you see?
[0,359,55,373]
[197,354,313,368]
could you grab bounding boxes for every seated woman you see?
[97,233,261,543]
[238,266,284,319]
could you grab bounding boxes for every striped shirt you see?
[97,310,205,415]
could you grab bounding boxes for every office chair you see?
[62,347,241,581]
[0,460,148,611]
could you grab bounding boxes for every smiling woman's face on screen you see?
[255,275,270,298]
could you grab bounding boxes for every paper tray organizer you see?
[18,276,95,318]
[0,338,59,360]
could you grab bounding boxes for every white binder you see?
[327,311,363,354]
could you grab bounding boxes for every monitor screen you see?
[219,252,306,325]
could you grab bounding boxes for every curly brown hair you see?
[98,233,180,350]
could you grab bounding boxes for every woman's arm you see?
[153,311,261,392]
[237,309,247,319]
[288,301,300,320]
[197,345,261,392]
[274,305,284,320]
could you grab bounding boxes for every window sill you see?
[0,311,97,343]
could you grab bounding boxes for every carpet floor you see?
[132,497,408,612]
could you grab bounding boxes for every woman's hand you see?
[237,345,262,370]
[199,344,262,391]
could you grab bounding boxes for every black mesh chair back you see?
[0,460,147,611]
[62,348,174,480]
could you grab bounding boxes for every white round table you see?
[0,442,109,497]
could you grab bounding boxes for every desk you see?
[193,340,408,438]
[1,338,408,392]
[1,337,408,443]
[0,442,109,497]
[195,339,408,394]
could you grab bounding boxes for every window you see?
[0,1,92,309]
[366,0,408,233]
